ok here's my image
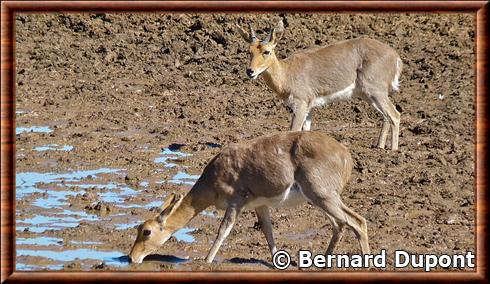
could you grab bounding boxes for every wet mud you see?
[15,13,475,271]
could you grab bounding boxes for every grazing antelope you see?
[237,20,402,151]
[129,131,370,264]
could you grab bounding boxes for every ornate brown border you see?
[1,1,488,283]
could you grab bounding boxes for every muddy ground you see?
[14,13,475,271]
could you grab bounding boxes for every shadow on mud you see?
[112,255,131,264]
[142,254,190,264]
[227,257,274,268]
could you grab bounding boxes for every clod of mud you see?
[409,124,432,135]
[85,201,115,216]
[124,174,140,187]
[93,262,107,270]
[64,261,83,270]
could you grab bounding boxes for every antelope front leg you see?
[376,118,390,149]
[205,206,240,263]
[290,102,309,131]
[255,206,277,258]
[302,112,312,131]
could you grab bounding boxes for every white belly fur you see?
[313,83,356,107]
[245,184,306,209]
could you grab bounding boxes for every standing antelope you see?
[238,21,402,151]
[129,131,370,264]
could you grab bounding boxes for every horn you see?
[248,23,257,42]
[263,26,274,44]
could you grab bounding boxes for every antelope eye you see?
[143,229,151,236]
[263,50,270,55]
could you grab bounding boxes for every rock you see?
[93,262,107,269]
[85,201,113,216]
[125,173,140,187]
[409,124,432,135]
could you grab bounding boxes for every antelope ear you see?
[270,20,285,44]
[237,24,251,43]
[157,193,184,224]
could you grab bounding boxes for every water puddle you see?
[16,248,191,270]
[30,192,78,209]
[153,146,199,185]
[16,168,123,233]
[34,144,74,152]
[117,200,162,209]
[16,142,204,270]
[154,147,190,168]
[16,126,53,135]
[169,172,200,185]
[17,236,63,246]
[16,249,128,270]
[16,263,64,270]
[201,210,217,218]
[68,183,138,204]
[70,241,102,245]
[16,168,120,198]
[17,213,99,233]
[173,228,196,243]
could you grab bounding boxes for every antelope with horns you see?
[129,131,370,264]
[238,21,402,151]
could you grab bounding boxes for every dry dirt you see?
[15,13,475,271]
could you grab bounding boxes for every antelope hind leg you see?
[255,206,277,258]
